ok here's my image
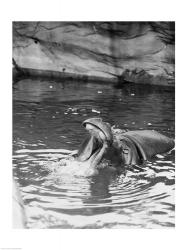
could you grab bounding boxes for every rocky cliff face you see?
[13,22,175,86]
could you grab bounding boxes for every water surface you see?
[13,79,175,228]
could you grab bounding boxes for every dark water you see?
[13,79,175,228]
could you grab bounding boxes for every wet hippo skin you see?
[76,118,174,169]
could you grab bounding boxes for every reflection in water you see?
[85,171,113,206]
[13,79,175,228]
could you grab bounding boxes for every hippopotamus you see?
[75,118,174,172]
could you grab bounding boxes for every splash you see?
[43,156,99,177]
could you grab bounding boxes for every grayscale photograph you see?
[12,21,175,229]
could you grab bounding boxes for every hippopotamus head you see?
[76,118,113,169]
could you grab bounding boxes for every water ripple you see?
[13,80,175,228]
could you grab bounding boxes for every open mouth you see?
[76,118,113,168]
[76,133,104,162]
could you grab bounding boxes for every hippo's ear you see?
[124,130,174,160]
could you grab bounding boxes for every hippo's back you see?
[123,130,174,160]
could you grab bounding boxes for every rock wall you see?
[13,22,175,86]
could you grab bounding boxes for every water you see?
[13,79,175,228]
